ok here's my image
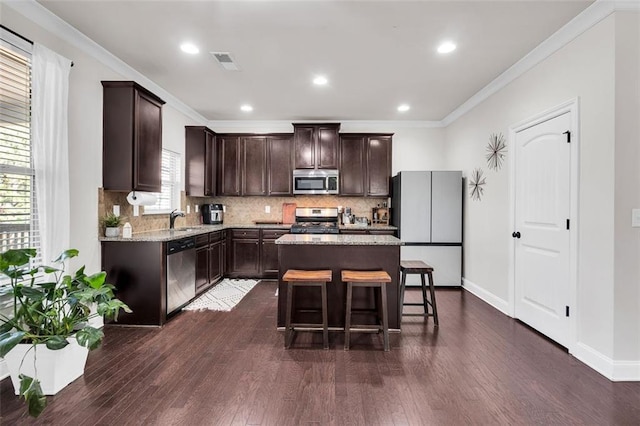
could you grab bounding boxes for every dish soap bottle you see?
[122,222,132,239]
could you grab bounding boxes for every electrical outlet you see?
[223,205,227,212]
[186,205,191,214]
[632,209,640,228]
[195,204,199,213]
[113,205,120,216]
[133,205,139,217]
[265,205,271,213]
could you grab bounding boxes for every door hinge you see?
[566,219,570,230]
[566,306,570,317]
[563,130,571,143]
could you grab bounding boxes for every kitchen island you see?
[275,234,403,330]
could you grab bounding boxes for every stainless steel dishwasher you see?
[166,237,196,315]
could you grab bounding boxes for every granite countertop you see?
[275,234,403,246]
[99,223,397,243]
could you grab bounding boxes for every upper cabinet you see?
[267,135,293,195]
[102,81,165,192]
[339,133,392,197]
[242,136,268,196]
[293,123,340,169]
[217,135,241,196]
[185,126,216,197]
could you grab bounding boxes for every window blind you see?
[144,149,181,214]
[0,29,39,262]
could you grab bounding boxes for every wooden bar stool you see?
[399,260,439,325]
[283,269,332,349]
[342,270,392,351]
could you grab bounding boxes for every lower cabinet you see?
[196,230,226,295]
[261,229,289,277]
[227,228,289,279]
[209,232,225,284]
[340,229,396,236]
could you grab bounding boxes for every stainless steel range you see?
[290,207,339,234]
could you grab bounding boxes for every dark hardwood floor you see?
[1,281,639,425]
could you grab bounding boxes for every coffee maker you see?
[201,204,224,224]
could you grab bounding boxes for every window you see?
[144,149,181,214]
[0,28,39,263]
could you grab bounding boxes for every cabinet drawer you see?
[262,229,289,239]
[209,230,224,243]
[231,229,260,239]
[369,230,396,236]
[195,234,210,247]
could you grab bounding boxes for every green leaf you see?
[20,286,45,299]
[0,331,25,357]
[44,335,69,350]
[19,374,47,418]
[0,321,14,333]
[35,281,58,291]
[85,271,107,289]
[42,266,61,274]
[1,249,36,267]
[75,326,103,350]
[53,249,79,264]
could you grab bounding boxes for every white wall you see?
[444,12,640,375]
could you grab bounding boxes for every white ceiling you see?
[37,0,594,122]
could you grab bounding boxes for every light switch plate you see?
[223,205,226,212]
[133,205,139,217]
[113,205,120,216]
[186,205,191,214]
[195,205,199,213]
[632,209,640,228]
[265,205,270,213]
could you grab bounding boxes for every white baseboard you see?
[462,277,512,317]
[572,343,640,381]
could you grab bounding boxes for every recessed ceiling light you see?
[240,105,253,112]
[437,41,457,54]
[397,104,410,112]
[313,75,328,85]
[180,43,199,55]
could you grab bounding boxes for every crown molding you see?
[208,119,444,132]
[4,0,208,125]
[441,0,625,127]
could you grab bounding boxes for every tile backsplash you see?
[99,189,388,236]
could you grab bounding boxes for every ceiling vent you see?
[210,52,240,71]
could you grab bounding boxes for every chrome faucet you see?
[169,209,185,229]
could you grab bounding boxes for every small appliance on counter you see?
[201,203,224,224]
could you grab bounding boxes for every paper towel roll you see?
[126,191,157,206]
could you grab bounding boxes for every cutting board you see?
[282,203,297,224]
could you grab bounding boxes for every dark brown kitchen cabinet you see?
[209,231,225,285]
[338,133,393,197]
[261,229,289,277]
[228,229,260,278]
[293,123,340,169]
[102,81,165,192]
[195,233,210,294]
[267,136,293,195]
[242,136,268,196]
[185,126,216,197]
[218,136,241,196]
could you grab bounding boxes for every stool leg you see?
[420,273,429,317]
[428,272,439,326]
[321,282,329,349]
[399,270,407,315]
[344,281,353,351]
[285,284,294,348]
[380,282,389,351]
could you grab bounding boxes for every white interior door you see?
[514,112,571,347]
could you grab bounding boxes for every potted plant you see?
[0,248,131,418]
[101,212,122,237]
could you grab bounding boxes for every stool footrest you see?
[402,313,434,317]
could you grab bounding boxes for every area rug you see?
[182,279,258,312]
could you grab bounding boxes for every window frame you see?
[143,148,181,215]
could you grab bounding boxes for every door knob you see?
[512,231,521,238]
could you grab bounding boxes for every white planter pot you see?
[105,227,120,237]
[4,338,89,395]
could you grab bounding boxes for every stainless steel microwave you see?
[293,169,339,195]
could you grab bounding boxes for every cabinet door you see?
[209,240,223,284]
[205,130,216,196]
[316,125,339,169]
[133,90,163,192]
[230,239,260,275]
[261,229,288,276]
[366,135,392,197]
[268,136,293,195]
[195,246,209,293]
[339,135,365,196]
[218,136,241,196]
[293,126,315,169]
[242,136,267,196]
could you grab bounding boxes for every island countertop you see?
[275,234,402,246]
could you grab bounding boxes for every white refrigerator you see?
[391,171,462,286]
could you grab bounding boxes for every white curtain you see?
[32,44,72,265]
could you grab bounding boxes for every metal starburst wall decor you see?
[486,132,507,171]
[469,168,486,201]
